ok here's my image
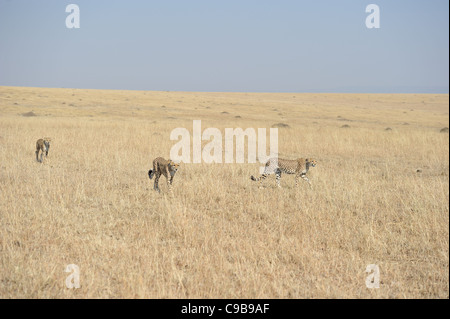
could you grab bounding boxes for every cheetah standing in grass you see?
[148,157,180,193]
[35,137,51,163]
[251,157,317,188]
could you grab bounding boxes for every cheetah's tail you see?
[148,170,154,179]
[250,175,257,181]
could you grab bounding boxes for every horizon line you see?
[0,85,448,95]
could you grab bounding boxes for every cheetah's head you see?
[168,160,180,172]
[306,158,317,167]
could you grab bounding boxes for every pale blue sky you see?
[0,0,448,93]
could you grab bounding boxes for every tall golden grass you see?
[0,86,448,298]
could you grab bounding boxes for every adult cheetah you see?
[251,157,317,188]
[148,157,180,193]
[35,137,51,163]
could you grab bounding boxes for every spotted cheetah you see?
[35,137,51,163]
[251,157,317,188]
[148,157,180,193]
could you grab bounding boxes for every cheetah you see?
[251,157,317,188]
[35,137,51,163]
[148,157,180,193]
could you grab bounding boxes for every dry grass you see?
[0,86,448,298]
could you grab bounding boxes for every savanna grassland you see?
[0,86,448,298]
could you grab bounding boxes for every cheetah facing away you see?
[148,157,180,193]
[251,157,317,188]
[35,137,51,163]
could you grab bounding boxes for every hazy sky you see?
[0,0,448,93]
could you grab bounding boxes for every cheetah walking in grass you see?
[148,157,180,193]
[251,157,317,188]
[35,137,51,163]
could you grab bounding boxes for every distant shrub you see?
[272,123,290,128]
[22,111,36,117]
[440,127,449,133]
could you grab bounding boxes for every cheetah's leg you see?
[167,178,173,195]
[154,173,161,192]
[165,167,173,193]
[275,168,282,188]
[38,148,44,163]
[301,173,312,188]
